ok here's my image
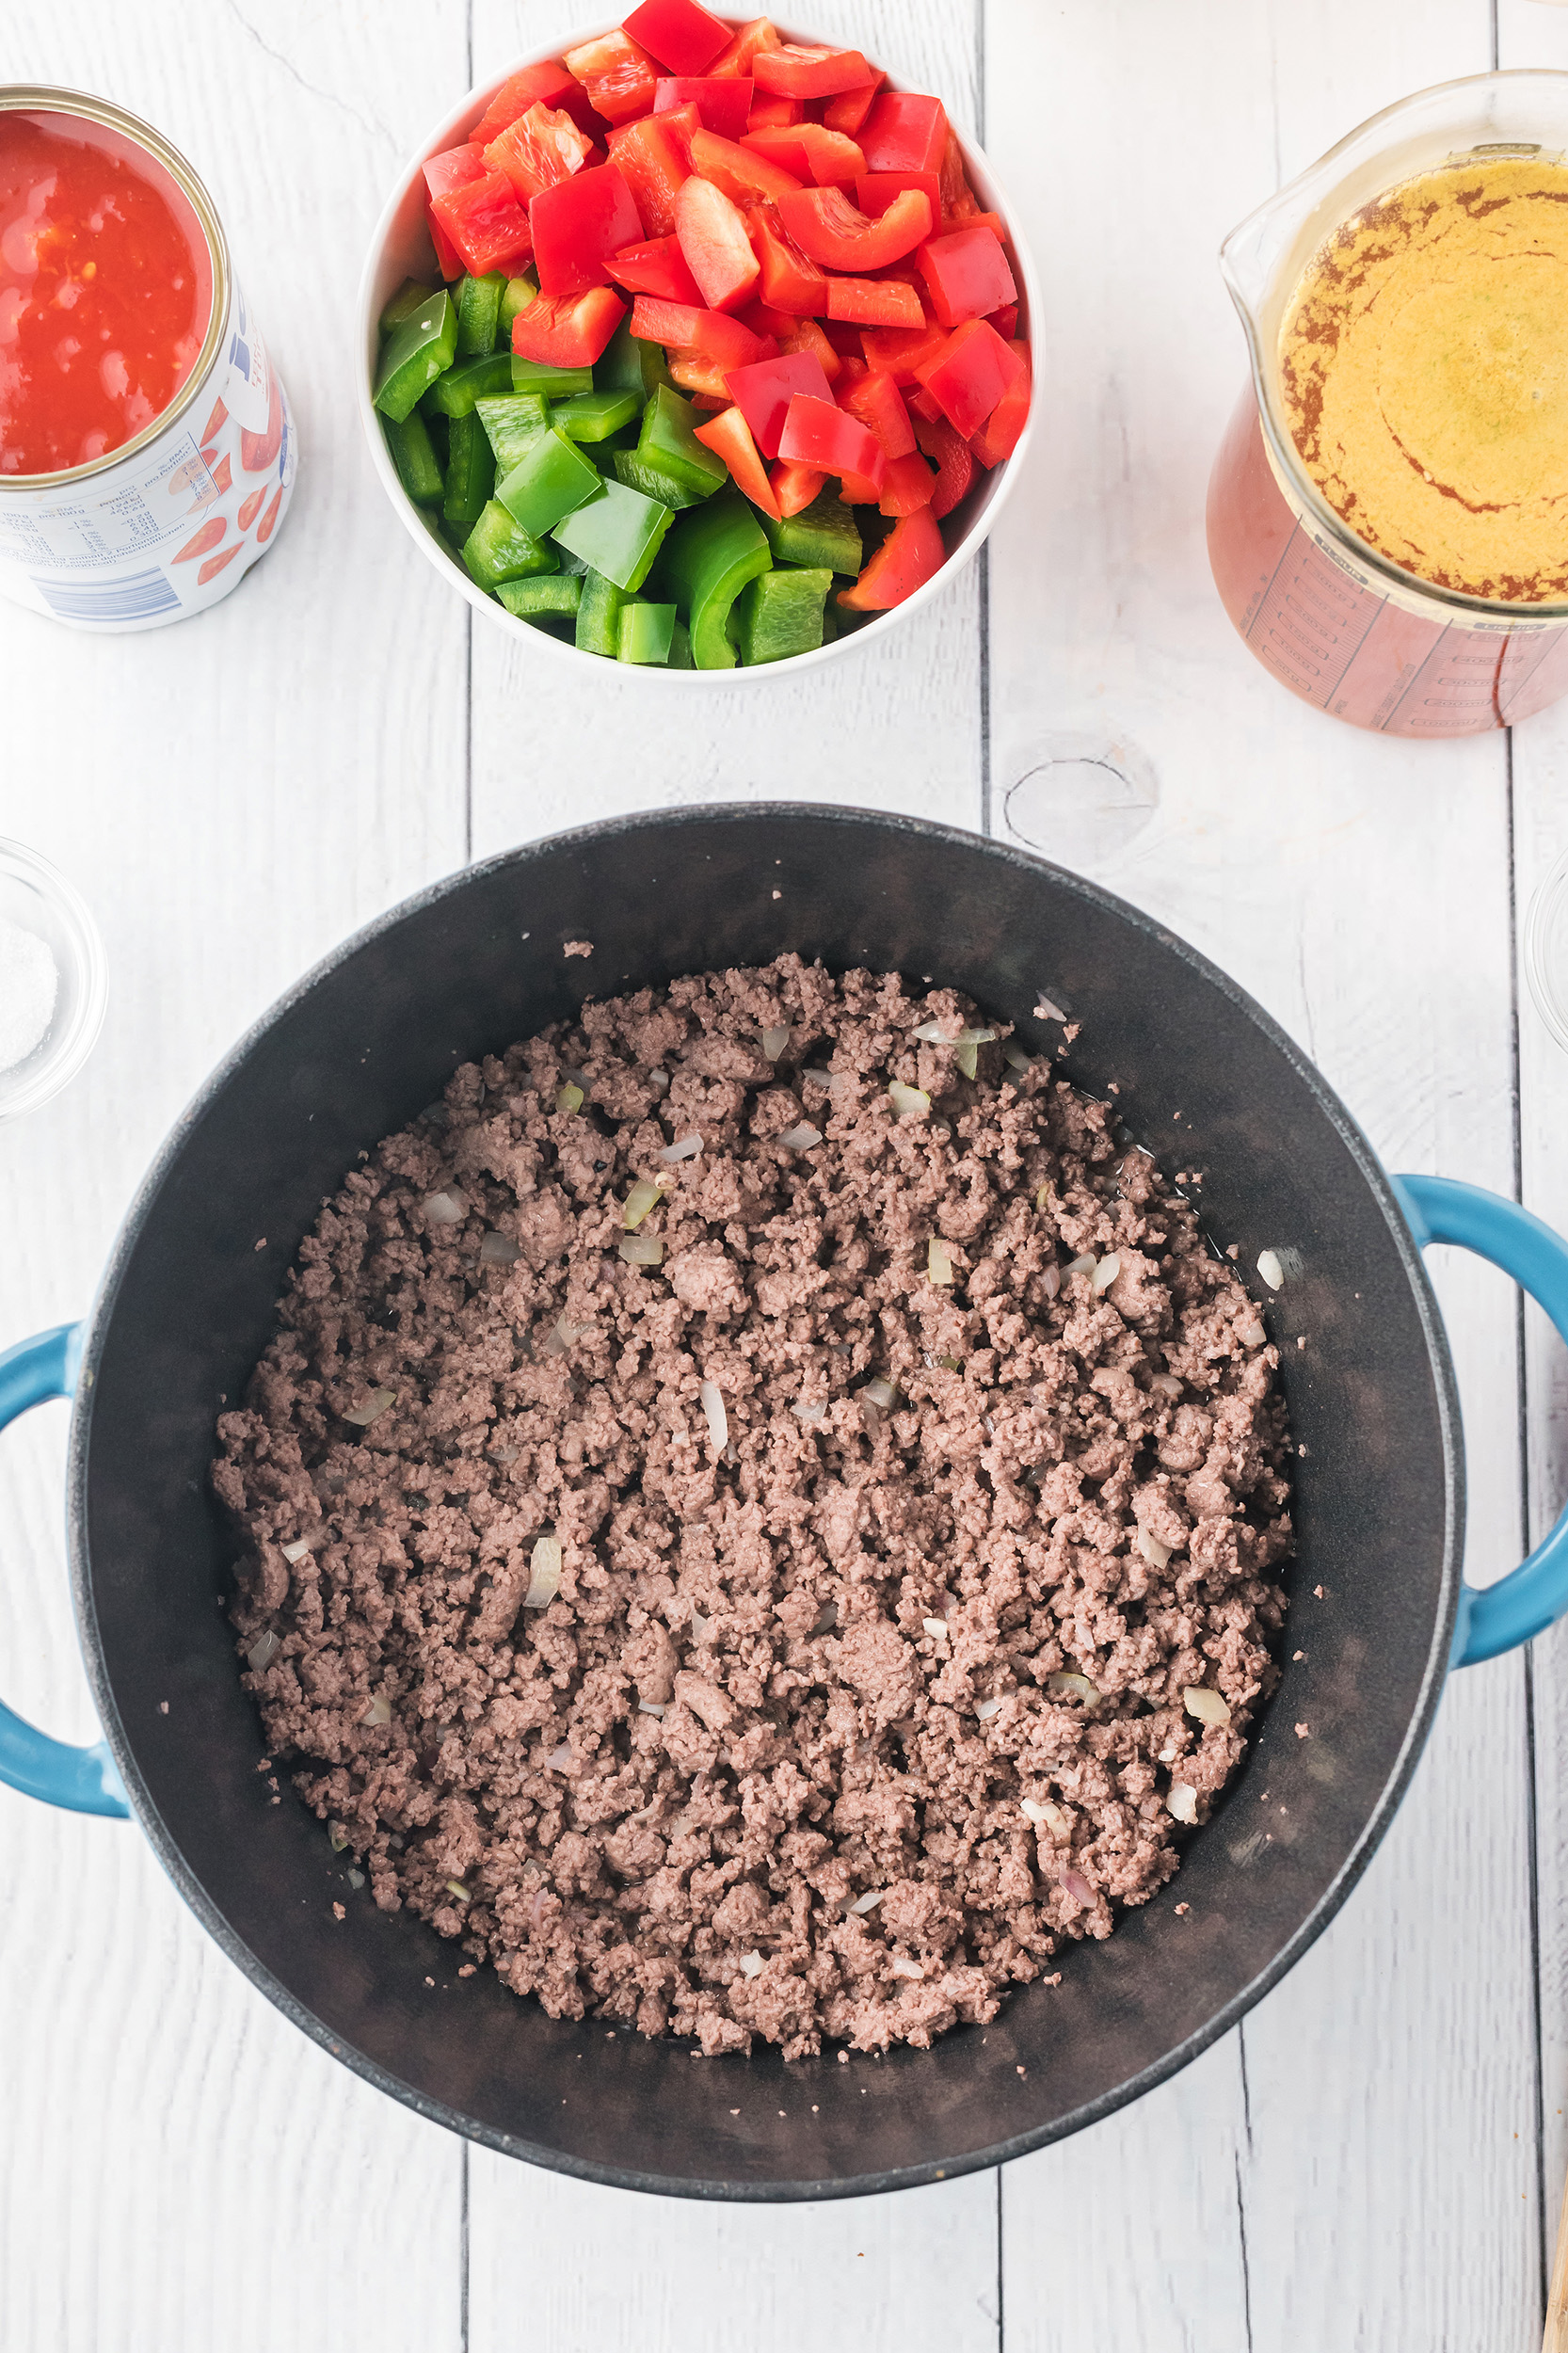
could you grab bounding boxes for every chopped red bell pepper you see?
[424,143,487,202]
[606,110,693,236]
[693,404,782,517]
[624,0,732,76]
[837,468,882,504]
[432,171,535,277]
[630,296,772,369]
[563,30,660,127]
[837,504,944,609]
[475,62,602,143]
[823,77,884,137]
[915,316,1022,439]
[744,123,864,188]
[771,457,825,514]
[676,174,760,312]
[655,76,753,139]
[986,302,1018,342]
[840,369,915,459]
[708,16,782,77]
[531,163,645,296]
[510,285,627,366]
[485,104,594,201]
[859,92,948,179]
[738,296,798,340]
[938,130,980,221]
[918,225,1016,329]
[747,204,829,314]
[776,184,932,270]
[723,351,834,457]
[777,392,886,489]
[859,321,949,383]
[913,410,976,518]
[877,451,936,516]
[776,314,840,379]
[823,318,867,358]
[968,339,1032,467]
[607,234,704,303]
[668,354,729,398]
[688,128,801,203]
[857,169,940,224]
[754,45,872,100]
[835,353,870,390]
[747,91,804,129]
[905,384,943,424]
[425,204,463,280]
[825,276,924,328]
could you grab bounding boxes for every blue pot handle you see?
[0,1326,129,1817]
[1393,1174,1568,1668]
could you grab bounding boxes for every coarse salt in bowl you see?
[0,839,107,1120]
[355,18,1040,683]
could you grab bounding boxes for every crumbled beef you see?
[213,957,1291,2058]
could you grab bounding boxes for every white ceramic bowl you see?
[0,839,107,1121]
[355,21,1040,682]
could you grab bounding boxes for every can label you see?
[0,276,296,632]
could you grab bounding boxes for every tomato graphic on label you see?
[200,396,228,443]
[237,487,265,531]
[174,516,226,563]
[197,543,244,585]
[209,452,232,494]
[256,487,283,543]
[241,370,283,473]
[168,456,208,497]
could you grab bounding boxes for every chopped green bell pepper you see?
[424,351,515,418]
[379,277,440,335]
[637,384,728,503]
[475,392,550,472]
[463,500,559,591]
[552,479,673,594]
[732,567,832,664]
[374,289,458,423]
[597,314,673,401]
[456,271,507,357]
[657,494,773,669]
[616,601,678,664]
[551,389,641,443]
[496,429,604,539]
[499,275,537,345]
[444,410,496,527]
[512,354,594,399]
[759,489,863,579]
[576,569,632,659]
[498,573,583,621]
[666,618,695,668]
[382,408,444,506]
[610,448,708,510]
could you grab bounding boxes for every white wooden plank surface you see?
[1,1,1562,2347]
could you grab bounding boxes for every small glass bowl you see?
[0,840,107,1120]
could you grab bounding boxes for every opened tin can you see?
[0,88,296,631]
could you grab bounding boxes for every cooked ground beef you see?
[212,956,1292,2058]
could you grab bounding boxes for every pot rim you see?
[63,803,1464,2199]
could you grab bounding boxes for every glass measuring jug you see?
[1208,72,1568,737]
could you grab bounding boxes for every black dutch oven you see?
[6,805,1568,2201]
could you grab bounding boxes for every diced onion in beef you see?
[1093,1252,1121,1293]
[542,1313,591,1358]
[280,1537,312,1565]
[861,1377,899,1411]
[778,1122,823,1149]
[1034,994,1068,1023]
[913,1023,998,1046]
[555,1082,584,1115]
[639,1702,666,1719]
[1150,1371,1183,1398]
[1238,1313,1267,1347]
[1020,1798,1049,1825]
[954,1042,978,1080]
[619,1234,664,1267]
[858,1399,882,1441]
[1168,1782,1199,1824]
[1047,1670,1100,1704]
[360,1692,392,1727]
[1137,1526,1172,1570]
[975,1696,1003,1721]
[328,1825,348,1851]
[1064,1254,1096,1278]
[623,1177,664,1228]
[1256,1248,1285,1290]
[480,1230,520,1265]
[803,1066,835,1087]
[928,1238,954,1287]
[922,1617,949,1640]
[1184,1686,1231,1727]
[423,1190,467,1225]
[648,1067,670,1096]
[1061,1870,1095,1906]
[445,1880,472,1902]
[761,1027,790,1060]
[343,1386,395,1427]
[849,1889,884,1913]
[792,1397,826,1424]
[545,1743,575,1771]
[1003,1042,1032,1073]
[347,1867,365,1889]
[659,1133,702,1162]
[700,1381,728,1452]
[738,1950,764,1978]
[890,1956,923,1980]
[1041,1264,1062,1299]
[247,1628,280,1671]
[525,1534,563,1609]
[888,1080,930,1120]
